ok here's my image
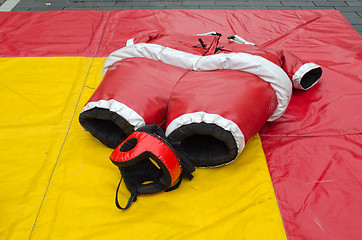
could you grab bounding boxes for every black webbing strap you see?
[198,38,206,47]
[115,177,137,210]
[177,151,195,180]
[165,177,182,192]
[167,140,195,180]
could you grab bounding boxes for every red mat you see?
[0,10,361,239]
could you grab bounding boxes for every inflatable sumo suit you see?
[79,32,322,207]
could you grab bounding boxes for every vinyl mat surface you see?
[0,10,361,240]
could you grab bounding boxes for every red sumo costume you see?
[79,32,322,168]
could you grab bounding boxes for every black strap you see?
[198,38,206,47]
[177,151,195,180]
[167,140,195,180]
[165,177,182,192]
[214,46,224,54]
[115,177,137,210]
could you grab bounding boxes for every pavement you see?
[0,0,361,35]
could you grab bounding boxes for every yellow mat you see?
[0,57,286,239]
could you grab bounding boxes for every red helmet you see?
[110,125,194,210]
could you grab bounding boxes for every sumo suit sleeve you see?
[280,50,323,90]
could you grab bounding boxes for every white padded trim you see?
[103,44,200,76]
[103,43,292,121]
[165,111,245,156]
[195,31,218,36]
[126,38,135,46]
[81,99,145,130]
[229,35,255,45]
[292,62,321,90]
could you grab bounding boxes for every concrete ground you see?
[0,0,361,35]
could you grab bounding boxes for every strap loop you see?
[115,177,137,210]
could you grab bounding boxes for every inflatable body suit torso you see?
[79,32,322,167]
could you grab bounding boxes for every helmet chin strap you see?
[115,176,137,210]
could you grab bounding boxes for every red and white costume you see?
[79,32,322,167]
